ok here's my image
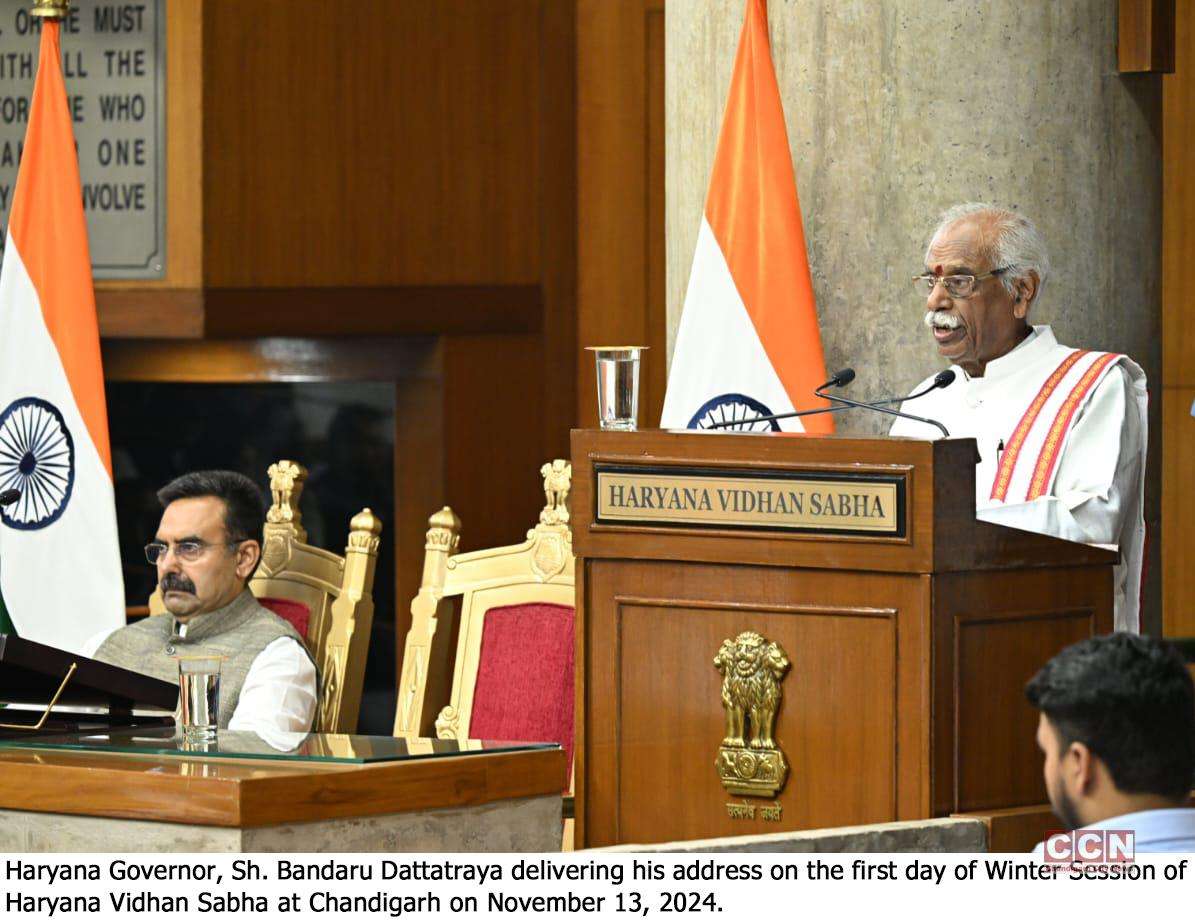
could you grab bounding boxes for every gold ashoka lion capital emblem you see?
[713,631,791,797]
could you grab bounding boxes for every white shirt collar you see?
[957,324,1057,383]
[1079,807,1195,845]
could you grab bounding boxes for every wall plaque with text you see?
[594,465,906,537]
[0,1,165,278]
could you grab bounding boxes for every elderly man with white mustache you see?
[889,203,1148,632]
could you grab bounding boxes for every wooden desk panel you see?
[0,747,565,828]
[932,568,1113,816]
[583,558,929,847]
[955,804,1057,853]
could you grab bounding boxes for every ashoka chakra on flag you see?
[0,396,75,530]
[688,393,780,432]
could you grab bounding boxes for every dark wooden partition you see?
[570,429,1115,847]
[1163,0,1195,637]
[93,2,581,727]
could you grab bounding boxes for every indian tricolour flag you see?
[0,21,124,652]
[662,0,830,433]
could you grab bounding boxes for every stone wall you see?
[666,0,1162,628]
[0,796,563,852]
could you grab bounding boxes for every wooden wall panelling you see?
[392,350,446,662]
[100,1,561,340]
[437,0,577,556]
[1162,0,1195,636]
[441,335,549,555]
[99,287,543,340]
[1163,0,1192,382]
[95,0,205,336]
[199,0,576,516]
[539,0,579,456]
[201,0,542,288]
[1119,0,1176,73]
[1162,387,1195,636]
[199,286,543,338]
[576,0,667,429]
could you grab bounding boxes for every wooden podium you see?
[570,429,1116,848]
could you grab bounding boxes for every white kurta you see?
[889,326,1148,632]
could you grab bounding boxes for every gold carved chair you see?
[394,460,575,777]
[149,460,382,733]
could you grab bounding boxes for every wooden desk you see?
[0,741,565,852]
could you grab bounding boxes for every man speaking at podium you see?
[889,204,1148,632]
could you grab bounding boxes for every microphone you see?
[707,368,955,430]
[824,368,856,388]
[912,369,957,397]
[816,368,952,438]
[0,489,19,507]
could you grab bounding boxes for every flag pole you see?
[31,1,70,20]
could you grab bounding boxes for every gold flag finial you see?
[31,1,71,20]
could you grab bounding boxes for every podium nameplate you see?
[594,464,905,537]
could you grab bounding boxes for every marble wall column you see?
[667,0,1163,628]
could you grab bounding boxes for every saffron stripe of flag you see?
[662,0,830,433]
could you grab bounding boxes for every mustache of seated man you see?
[160,573,197,595]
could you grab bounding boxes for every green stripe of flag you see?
[0,590,16,636]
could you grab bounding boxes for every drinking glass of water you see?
[586,346,647,430]
[176,656,222,741]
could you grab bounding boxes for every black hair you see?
[1025,633,1195,800]
[157,470,266,544]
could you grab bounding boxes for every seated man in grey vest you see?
[81,471,317,734]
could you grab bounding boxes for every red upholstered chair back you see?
[468,602,575,766]
[257,596,312,640]
[395,460,575,787]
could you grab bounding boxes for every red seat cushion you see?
[468,602,575,782]
[258,596,311,639]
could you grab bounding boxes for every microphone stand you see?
[815,384,951,438]
[706,379,943,431]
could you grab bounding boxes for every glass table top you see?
[0,726,558,764]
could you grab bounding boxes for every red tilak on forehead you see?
[933,264,944,276]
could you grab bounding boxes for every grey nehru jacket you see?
[94,589,314,729]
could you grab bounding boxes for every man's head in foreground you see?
[918,203,1050,377]
[1026,634,1195,831]
[147,470,265,621]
